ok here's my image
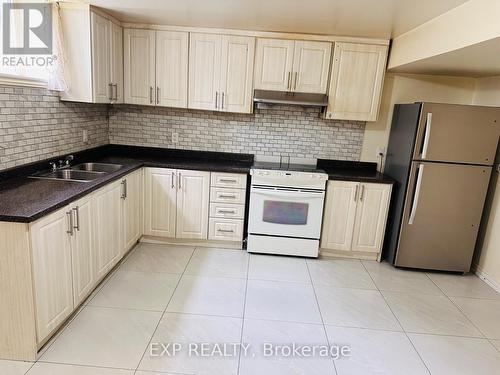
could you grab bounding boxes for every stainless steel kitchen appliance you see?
[248,162,328,257]
[384,102,500,272]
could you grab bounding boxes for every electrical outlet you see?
[172,132,179,144]
[82,129,88,143]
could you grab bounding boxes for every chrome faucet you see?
[64,154,74,167]
[49,155,74,171]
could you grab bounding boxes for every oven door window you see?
[262,200,309,225]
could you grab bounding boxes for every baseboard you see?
[319,248,379,261]
[140,235,243,250]
[473,263,500,293]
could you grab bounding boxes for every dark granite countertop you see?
[0,145,253,223]
[0,145,394,223]
[317,159,395,184]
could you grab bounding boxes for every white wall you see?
[360,73,476,166]
[472,76,500,288]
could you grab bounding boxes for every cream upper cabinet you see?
[30,207,74,343]
[292,40,331,94]
[91,12,111,103]
[189,33,222,111]
[60,5,122,103]
[122,169,143,253]
[326,42,388,121]
[219,35,255,113]
[144,168,177,238]
[155,31,189,108]
[93,181,123,279]
[176,169,210,239]
[69,195,96,307]
[254,38,295,91]
[110,21,124,103]
[351,183,391,254]
[254,38,331,94]
[321,180,392,259]
[320,181,359,251]
[124,29,156,106]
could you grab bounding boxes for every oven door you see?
[248,186,326,239]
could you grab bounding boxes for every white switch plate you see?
[82,129,88,143]
[172,132,179,144]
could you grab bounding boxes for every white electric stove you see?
[247,162,328,257]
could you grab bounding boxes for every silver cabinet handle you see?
[72,206,80,231]
[219,194,236,199]
[293,72,298,91]
[409,164,425,225]
[221,92,225,109]
[171,171,175,189]
[156,86,160,105]
[287,71,291,91]
[354,185,359,202]
[215,92,218,109]
[149,86,153,104]
[178,172,182,190]
[421,113,432,159]
[112,83,118,101]
[66,211,73,236]
[218,209,236,214]
[359,185,365,201]
[219,178,237,183]
[218,228,235,233]
[108,83,113,101]
[121,179,127,199]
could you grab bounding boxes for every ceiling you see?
[89,0,469,38]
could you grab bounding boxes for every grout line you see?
[133,246,196,373]
[360,261,432,375]
[305,258,339,375]
[33,359,136,371]
[236,250,251,375]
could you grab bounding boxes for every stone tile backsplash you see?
[109,105,365,160]
[0,84,365,171]
[0,85,108,170]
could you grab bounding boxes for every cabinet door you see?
[176,169,210,239]
[70,195,96,306]
[93,181,123,279]
[254,38,294,91]
[124,29,156,105]
[144,168,177,237]
[189,33,222,110]
[156,31,188,108]
[219,35,255,114]
[123,169,143,252]
[326,42,388,121]
[30,207,73,343]
[110,21,123,103]
[292,40,331,94]
[320,181,359,251]
[351,183,391,254]
[91,12,111,103]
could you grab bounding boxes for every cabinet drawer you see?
[210,203,245,219]
[210,187,246,204]
[209,218,244,241]
[211,172,247,189]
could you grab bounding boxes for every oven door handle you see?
[251,188,324,200]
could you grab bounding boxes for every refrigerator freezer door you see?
[395,162,491,272]
[413,103,500,165]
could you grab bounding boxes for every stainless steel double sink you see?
[31,163,123,182]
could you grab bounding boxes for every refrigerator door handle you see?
[409,164,425,225]
[420,113,432,159]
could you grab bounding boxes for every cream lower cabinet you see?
[321,180,391,259]
[122,168,143,253]
[325,42,388,121]
[30,207,74,344]
[144,167,210,239]
[93,180,124,279]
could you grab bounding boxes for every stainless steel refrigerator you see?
[384,102,500,272]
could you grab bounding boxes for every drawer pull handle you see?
[219,179,237,183]
[219,194,236,199]
[218,209,236,214]
[218,229,235,233]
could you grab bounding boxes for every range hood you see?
[253,89,328,108]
